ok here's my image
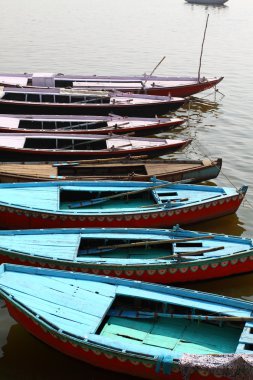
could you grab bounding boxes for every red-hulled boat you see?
[0,133,191,162]
[0,263,252,380]
[0,180,247,230]
[0,87,185,117]
[0,114,185,136]
[0,72,224,97]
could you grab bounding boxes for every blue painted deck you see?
[0,227,252,264]
[0,264,253,358]
[0,180,244,215]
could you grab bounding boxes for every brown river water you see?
[0,0,253,378]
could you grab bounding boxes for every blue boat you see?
[0,180,247,229]
[0,263,252,379]
[0,226,252,284]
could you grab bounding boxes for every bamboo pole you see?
[157,245,224,260]
[67,178,194,209]
[198,14,209,82]
[97,235,214,251]
[109,310,253,322]
[142,56,166,89]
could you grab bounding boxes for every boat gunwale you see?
[0,180,241,215]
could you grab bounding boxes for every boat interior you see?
[60,188,157,210]
[18,120,109,130]
[0,265,248,356]
[23,137,109,150]
[97,295,244,355]
[1,91,111,104]
[1,228,251,262]
[58,164,148,177]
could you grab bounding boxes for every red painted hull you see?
[0,249,253,284]
[139,77,224,97]
[0,119,184,136]
[0,77,223,98]
[5,300,230,380]
[0,192,245,231]
[0,140,191,162]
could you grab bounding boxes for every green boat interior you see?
[60,188,159,210]
[77,237,204,260]
[97,296,244,355]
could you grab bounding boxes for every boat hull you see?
[0,140,190,161]
[186,0,227,4]
[0,191,245,230]
[0,243,252,284]
[0,158,222,183]
[0,119,184,136]
[0,99,185,117]
[4,300,231,380]
[0,75,224,97]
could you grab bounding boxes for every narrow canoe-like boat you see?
[0,72,224,97]
[0,133,191,161]
[0,226,253,284]
[0,114,185,135]
[0,180,247,229]
[0,263,253,380]
[0,87,185,117]
[0,157,222,183]
[186,0,227,4]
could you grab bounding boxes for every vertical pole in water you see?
[198,14,209,82]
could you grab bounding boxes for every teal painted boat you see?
[0,180,247,229]
[0,226,253,284]
[0,263,253,379]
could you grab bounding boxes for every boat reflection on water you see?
[189,212,246,236]
[188,271,253,300]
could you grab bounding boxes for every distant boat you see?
[0,263,253,379]
[0,87,185,117]
[0,226,253,284]
[0,133,191,161]
[186,0,228,5]
[0,157,222,183]
[0,114,185,136]
[0,180,247,229]
[0,72,224,97]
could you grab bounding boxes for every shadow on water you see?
[187,272,253,300]
[186,212,246,236]
[0,320,138,380]
[184,2,229,10]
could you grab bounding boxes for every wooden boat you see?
[186,0,228,4]
[0,263,253,380]
[0,87,185,117]
[0,133,191,162]
[0,114,185,136]
[0,72,224,97]
[0,226,253,284]
[0,157,222,183]
[0,180,247,229]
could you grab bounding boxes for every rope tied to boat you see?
[155,354,174,375]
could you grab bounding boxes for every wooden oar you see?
[60,121,104,130]
[157,245,224,260]
[109,310,253,322]
[67,178,194,209]
[140,198,189,207]
[97,235,214,251]
[53,154,149,167]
